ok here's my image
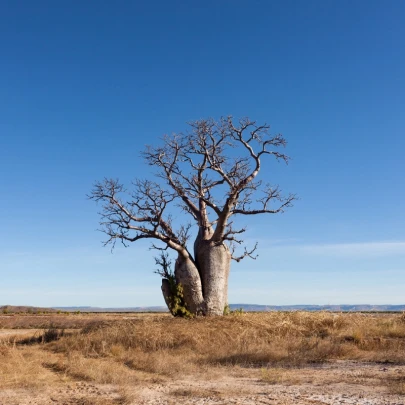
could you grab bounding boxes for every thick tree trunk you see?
[161,234,231,316]
[161,279,172,310]
[174,255,205,314]
[196,240,231,315]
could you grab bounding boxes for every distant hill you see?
[229,304,405,312]
[2,304,404,314]
[0,305,57,314]
[51,304,405,313]
[52,306,168,313]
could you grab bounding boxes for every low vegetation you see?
[1,312,405,402]
[49,312,405,370]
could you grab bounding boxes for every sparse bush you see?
[41,327,64,343]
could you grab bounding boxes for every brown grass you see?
[48,312,405,372]
[1,312,405,399]
[0,313,158,329]
[0,343,61,388]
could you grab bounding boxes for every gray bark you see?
[196,240,231,315]
[161,231,231,316]
[174,255,205,315]
[161,279,173,311]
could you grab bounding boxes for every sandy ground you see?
[0,361,404,405]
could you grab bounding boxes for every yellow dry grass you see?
[1,311,405,399]
[48,312,405,371]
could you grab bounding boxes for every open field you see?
[1,312,405,404]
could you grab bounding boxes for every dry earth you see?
[1,313,404,405]
[0,360,403,405]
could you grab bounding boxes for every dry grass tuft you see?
[0,343,61,388]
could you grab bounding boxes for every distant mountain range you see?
[228,304,405,312]
[2,304,405,314]
[52,304,405,312]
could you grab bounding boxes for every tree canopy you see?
[91,116,295,259]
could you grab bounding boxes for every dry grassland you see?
[1,312,405,404]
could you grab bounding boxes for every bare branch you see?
[211,116,293,242]
[231,242,259,263]
[89,178,190,257]
[222,222,247,244]
[154,251,173,279]
[233,187,298,216]
[90,116,296,264]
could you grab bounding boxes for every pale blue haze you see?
[0,1,404,307]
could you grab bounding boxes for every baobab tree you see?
[90,117,296,316]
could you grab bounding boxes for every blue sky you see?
[1,0,404,307]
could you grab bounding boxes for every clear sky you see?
[1,0,404,307]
